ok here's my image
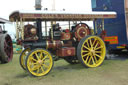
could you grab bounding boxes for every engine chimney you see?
[35,0,42,10]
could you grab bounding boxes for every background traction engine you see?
[20,23,106,77]
[0,27,13,63]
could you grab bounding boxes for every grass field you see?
[0,54,128,85]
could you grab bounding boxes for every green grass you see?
[0,54,128,85]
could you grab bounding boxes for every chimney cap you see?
[35,0,42,5]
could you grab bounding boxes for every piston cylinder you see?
[46,40,64,49]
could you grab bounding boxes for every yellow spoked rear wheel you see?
[19,48,31,70]
[77,35,106,68]
[25,48,53,77]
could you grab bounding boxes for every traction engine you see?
[9,10,116,77]
[19,22,104,76]
[18,21,107,77]
[0,18,13,64]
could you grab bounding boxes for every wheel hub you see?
[37,60,43,65]
[90,48,95,54]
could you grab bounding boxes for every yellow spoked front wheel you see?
[19,48,31,70]
[25,48,53,77]
[77,35,106,68]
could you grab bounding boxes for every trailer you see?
[91,0,128,52]
[0,17,13,63]
[9,10,116,77]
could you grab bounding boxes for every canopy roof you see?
[0,17,10,23]
[9,10,117,22]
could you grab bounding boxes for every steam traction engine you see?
[9,11,116,77]
[0,18,13,63]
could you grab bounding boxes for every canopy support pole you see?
[94,19,98,34]
[69,21,71,30]
[16,20,19,40]
[20,18,24,40]
[45,21,47,39]
[102,19,105,30]
[51,21,54,41]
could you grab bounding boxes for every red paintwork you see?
[74,24,90,41]
[100,30,107,40]
[56,47,75,57]
[47,40,62,49]
[24,24,38,41]
[61,32,71,40]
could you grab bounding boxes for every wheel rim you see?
[4,35,13,61]
[81,36,106,67]
[26,49,53,76]
[20,48,31,70]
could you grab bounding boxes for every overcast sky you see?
[0,0,91,19]
[0,0,92,38]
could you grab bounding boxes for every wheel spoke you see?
[36,67,40,73]
[41,66,44,72]
[82,50,89,53]
[31,65,38,71]
[29,62,37,66]
[93,55,98,63]
[95,54,101,59]
[95,51,102,53]
[82,53,90,57]
[32,62,38,65]
[85,55,89,63]
[83,46,90,51]
[44,60,50,63]
[35,53,40,60]
[94,42,99,49]
[40,52,43,59]
[92,38,97,46]
[90,39,93,47]
[88,56,92,64]
[42,55,48,61]
[43,64,49,68]
[91,56,96,65]
[95,46,103,50]
[86,41,90,48]
[31,57,38,62]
